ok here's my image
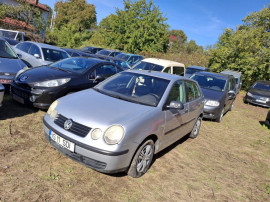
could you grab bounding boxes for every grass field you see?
[0,92,269,201]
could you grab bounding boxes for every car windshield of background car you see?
[254,83,270,91]
[132,61,163,71]
[115,53,129,60]
[42,48,69,62]
[191,74,226,91]
[0,40,18,59]
[95,71,170,107]
[50,58,97,73]
[186,68,202,75]
[97,50,110,55]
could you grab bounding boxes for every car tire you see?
[216,107,224,123]
[127,139,154,178]
[189,117,202,139]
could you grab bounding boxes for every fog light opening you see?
[29,96,36,102]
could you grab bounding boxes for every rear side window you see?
[228,77,236,91]
[17,42,31,53]
[185,81,201,102]
[163,67,171,73]
[173,66,185,76]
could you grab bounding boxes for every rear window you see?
[42,48,69,62]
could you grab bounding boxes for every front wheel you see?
[189,117,202,139]
[127,139,154,178]
[216,107,224,123]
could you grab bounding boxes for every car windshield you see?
[115,53,130,61]
[186,68,203,75]
[191,74,226,91]
[253,83,270,91]
[114,59,131,69]
[50,57,97,73]
[0,39,18,59]
[94,72,170,107]
[0,30,17,39]
[42,48,69,62]
[97,50,111,56]
[132,61,164,72]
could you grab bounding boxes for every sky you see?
[41,0,270,47]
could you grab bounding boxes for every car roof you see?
[130,70,188,81]
[220,70,242,77]
[142,58,185,67]
[119,53,142,57]
[194,71,231,80]
[187,66,208,70]
[17,41,64,51]
[254,80,270,85]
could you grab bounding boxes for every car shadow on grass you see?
[0,94,39,120]
[107,135,190,178]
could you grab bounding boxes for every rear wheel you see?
[127,139,154,178]
[189,117,202,139]
[216,107,224,123]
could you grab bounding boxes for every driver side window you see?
[166,80,186,105]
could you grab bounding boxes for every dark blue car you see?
[191,72,236,122]
[185,66,209,78]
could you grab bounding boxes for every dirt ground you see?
[0,92,269,201]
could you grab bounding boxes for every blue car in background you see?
[115,53,143,67]
[185,66,209,78]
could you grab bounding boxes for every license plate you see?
[256,99,266,104]
[13,94,24,104]
[49,130,75,152]
[0,79,12,84]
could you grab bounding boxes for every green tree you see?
[209,5,270,89]
[95,0,169,53]
[168,29,187,52]
[47,0,96,47]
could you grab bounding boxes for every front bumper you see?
[203,105,222,120]
[244,95,270,108]
[10,81,67,109]
[43,117,136,174]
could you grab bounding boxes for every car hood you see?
[0,58,26,74]
[17,66,73,83]
[57,89,155,127]
[201,88,225,102]
[249,88,270,98]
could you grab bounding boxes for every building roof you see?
[24,0,50,12]
[0,17,35,30]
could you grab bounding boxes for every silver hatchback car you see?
[43,70,204,177]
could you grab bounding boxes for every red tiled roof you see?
[170,35,177,41]
[0,17,35,30]
[23,0,50,12]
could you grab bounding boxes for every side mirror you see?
[94,75,105,83]
[167,101,184,110]
[228,90,236,99]
[34,54,41,59]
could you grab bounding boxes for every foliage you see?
[47,0,96,48]
[0,1,46,34]
[209,5,270,89]
[89,0,169,53]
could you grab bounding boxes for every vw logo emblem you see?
[20,76,28,82]
[64,119,73,130]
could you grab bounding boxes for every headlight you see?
[91,128,102,140]
[34,78,70,87]
[16,66,29,78]
[205,100,220,107]
[104,125,125,145]
[47,100,58,115]
[247,92,253,97]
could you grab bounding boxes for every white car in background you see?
[132,58,186,76]
[14,42,69,67]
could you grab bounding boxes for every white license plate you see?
[0,79,11,84]
[13,94,24,104]
[256,99,266,104]
[49,130,75,152]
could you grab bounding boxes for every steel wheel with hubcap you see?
[127,139,154,178]
[189,117,202,139]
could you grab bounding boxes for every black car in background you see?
[94,54,131,70]
[96,49,121,57]
[191,72,236,122]
[244,80,270,108]
[81,46,103,54]
[10,57,123,109]
[62,48,98,58]
[185,66,209,78]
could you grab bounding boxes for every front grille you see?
[14,81,31,90]
[54,114,91,137]
[11,87,29,99]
